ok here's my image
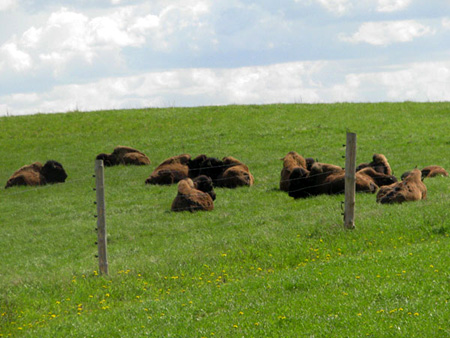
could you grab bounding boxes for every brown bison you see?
[280,151,308,191]
[191,175,216,201]
[171,178,214,212]
[421,165,448,178]
[145,154,191,185]
[323,170,378,195]
[377,169,427,204]
[5,160,68,189]
[357,167,398,188]
[288,162,343,198]
[401,165,449,180]
[216,156,254,188]
[320,167,398,195]
[96,146,150,166]
[288,162,395,197]
[356,153,392,175]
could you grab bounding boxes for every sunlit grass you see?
[0,102,449,337]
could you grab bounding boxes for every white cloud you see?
[0,61,327,115]
[0,0,16,11]
[0,42,32,71]
[376,0,412,12]
[340,20,434,46]
[0,3,213,76]
[2,59,450,116]
[315,0,351,15]
[331,61,450,102]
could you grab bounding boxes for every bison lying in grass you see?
[96,146,150,166]
[145,154,191,185]
[377,169,427,204]
[5,160,68,189]
[287,160,397,198]
[323,167,397,195]
[401,165,449,180]
[188,155,225,183]
[280,151,308,191]
[356,153,392,175]
[171,176,215,212]
[185,154,254,188]
[216,156,254,188]
[288,161,344,198]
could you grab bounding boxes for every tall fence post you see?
[344,132,357,229]
[95,159,109,275]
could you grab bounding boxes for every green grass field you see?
[1,102,449,337]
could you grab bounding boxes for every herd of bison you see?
[4,146,448,212]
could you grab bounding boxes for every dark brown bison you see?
[188,155,225,183]
[305,158,317,171]
[187,154,208,178]
[401,165,449,180]
[288,162,343,198]
[377,169,427,204]
[356,153,392,175]
[96,146,150,166]
[216,156,254,188]
[323,166,397,195]
[280,151,307,191]
[171,178,214,212]
[192,175,216,201]
[322,171,376,195]
[357,167,398,187]
[145,154,191,185]
[5,160,68,189]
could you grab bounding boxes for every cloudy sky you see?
[1,0,449,116]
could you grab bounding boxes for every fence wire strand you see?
[1,152,352,223]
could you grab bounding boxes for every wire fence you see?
[1,157,350,220]
[1,145,356,276]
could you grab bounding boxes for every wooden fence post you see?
[344,132,357,229]
[95,159,109,275]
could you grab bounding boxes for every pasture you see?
[1,102,449,337]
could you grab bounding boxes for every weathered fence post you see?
[344,132,357,229]
[95,159,109,275]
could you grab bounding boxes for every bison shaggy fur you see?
[171,178,214,212]
[5,160,68,189]
[188,155,225,183]
[377,169,427,204]
[401,165,449,180]
[96,146,150,166]
[288,162,344,198]
[280,151,307,191]
[145,154,191,185]
[216,156,254,188]
[356,153,392,175]
[192,175,216,201]
[321,166,396,196]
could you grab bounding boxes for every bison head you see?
[193,175,216,201]
[41,160,68,183]
[96,153,116,166]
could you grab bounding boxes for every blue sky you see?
[1,0,449,115]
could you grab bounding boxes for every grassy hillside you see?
[1,102,449,337]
